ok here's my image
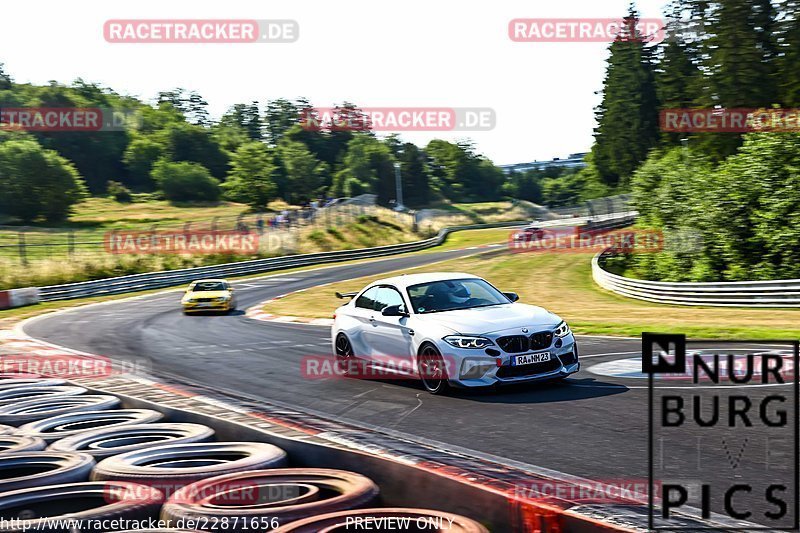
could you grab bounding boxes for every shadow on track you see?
[457,377,629,404]
[338,374,629,403]
[181,309,246,317]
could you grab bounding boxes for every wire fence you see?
[0,201,408,264]
[0,195,631,265]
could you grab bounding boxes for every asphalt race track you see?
[23,246,796,519]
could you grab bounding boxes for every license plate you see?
[512,352,551,366]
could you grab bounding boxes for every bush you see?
[0,139,87,222]
[151,160,221,203]
[107,181,133,203]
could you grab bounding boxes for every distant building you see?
[499,152,588,174]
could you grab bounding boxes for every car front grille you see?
[496,335,528,353]
[497,331,554,353]
[530,332,553,350]
[195,298,215,303]
[496,358,561,378]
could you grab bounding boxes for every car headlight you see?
[554,321,571,337]
[214,296,229,302]
[443,335,494,349]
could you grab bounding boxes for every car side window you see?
[355,287,379,310]
[374,286,405,312]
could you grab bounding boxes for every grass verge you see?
[262,251,800,340]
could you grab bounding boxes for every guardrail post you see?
[18,232,27,265]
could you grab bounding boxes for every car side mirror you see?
[381,305,408,317]
[504,292,519,302]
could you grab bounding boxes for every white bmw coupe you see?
[331,272,579,393]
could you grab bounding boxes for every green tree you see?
[278,140,328,203]
[333,135,395,203]
[777,0,800,106]
[151,160,221,203]
[265,98,303,145]
[395,142,431,207]
[592,5,659,187]
[122,137,164,190]
[220,103,262,141]
[0,139,87,222]
[162,123,229,179]
[222,142,277,209]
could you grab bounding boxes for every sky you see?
[1,0,669,165]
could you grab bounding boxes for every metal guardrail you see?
[37,213,634,302]
[593,252,800,307]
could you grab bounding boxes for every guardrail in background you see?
[25,212,635,303]
[593,252,800,307]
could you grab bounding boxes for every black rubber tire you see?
[0,385,87,406]
[0,424,14,435]
[334,334,360,376]
[92,442,288,493]
[0,452,95,492]
[0,481,163,532]
[161,468,379,531]
[0,435,47,454]
[271,508,489,533]
[417,344,450,395]
[49,423,215,459]
[17,409,165,443]
[0,379,67,391]
[0,395,121,426]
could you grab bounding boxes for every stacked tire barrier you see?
[0,376,489,532]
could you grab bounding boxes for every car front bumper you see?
[436,334,579,388]
[182,301,233,312]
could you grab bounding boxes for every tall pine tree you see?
[592,5,660,187]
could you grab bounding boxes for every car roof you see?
[367,272,481,290]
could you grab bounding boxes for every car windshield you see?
[406,278,510,314]
[192,282,226,292]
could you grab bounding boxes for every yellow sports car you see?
[181,279,237,314]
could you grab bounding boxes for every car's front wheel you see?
[417,344,449,395]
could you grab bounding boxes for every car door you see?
[349,286,380,357]
[366,285,415,373]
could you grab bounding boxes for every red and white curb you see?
[245,285,334,327]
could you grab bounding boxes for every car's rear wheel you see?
[335,334,357,376]
[418,344,449,395]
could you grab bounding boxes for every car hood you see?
[419,303,560,334]
[185,291,230,299]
